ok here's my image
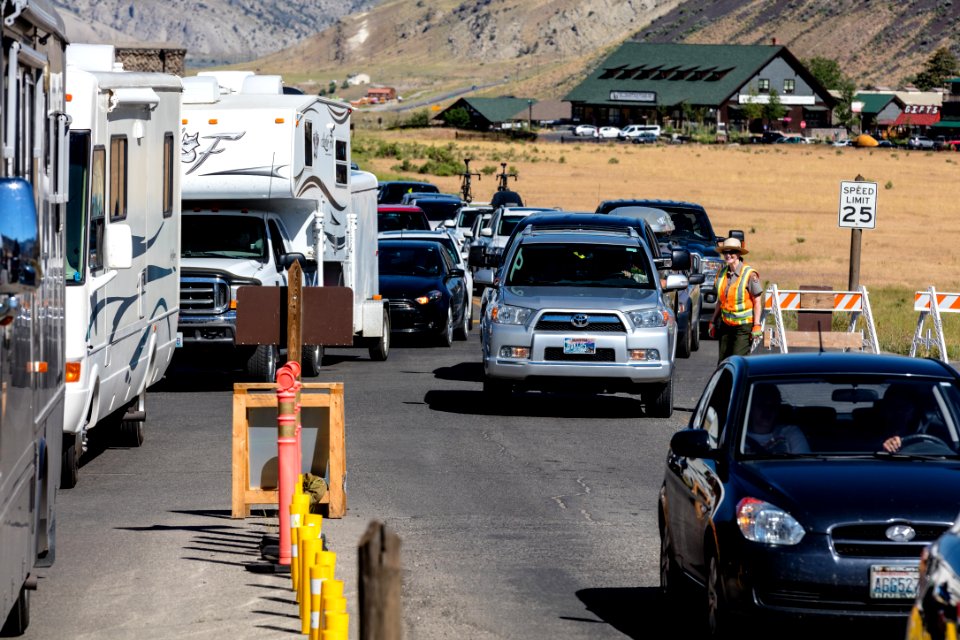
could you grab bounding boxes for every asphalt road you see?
[23,310,718,640]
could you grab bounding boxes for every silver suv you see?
[478,226,687,417]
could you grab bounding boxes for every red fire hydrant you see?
[276,362,300,566]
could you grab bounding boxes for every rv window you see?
[66,131,91,284]
[336,162,347,186]
[109,135,127,221]
[89,146,106,272]
[163,133,174,217]
[335,139,347,162]
[304,121,313,168]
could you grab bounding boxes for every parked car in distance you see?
[907,514,960,640]
[400,192,464,230]
[661,353,960,637]
[477,225,687,416]
[630,131,658,144]
[877,140,897,148]
[378,180,439,204]
[908,135,936,150]
[378,239,471,346]
[934,135,949,151]
[598,126,621,139]
[619,124,661,140]
[573,124,598,137]
[774,135,807,144]
[377,204,430,232]
[377,229,474,326]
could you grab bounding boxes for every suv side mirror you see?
[728,229,745,243]
[664,273,688,291]
[280,252,307,270]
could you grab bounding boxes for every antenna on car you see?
[817,320,825,353]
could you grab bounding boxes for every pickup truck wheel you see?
[0,585,28,636]
[676,321,692,358]
[118,419,144,448]
[369,310,390,361]
[302,344,323,376]
[246,345,278,382]
[690,304,701,352]
[645,378,674,418]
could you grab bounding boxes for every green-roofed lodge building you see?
[564,41,835,135]
[434,97,538,130]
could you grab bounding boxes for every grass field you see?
[355,127,960,357]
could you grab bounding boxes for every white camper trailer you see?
[62,44,183,487]
[177,74,388,380]
[0,0,69,633]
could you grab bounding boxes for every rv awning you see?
[109,87,160,110]
[893,111,940,126]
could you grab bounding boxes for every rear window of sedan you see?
[504,242,655,289]
[379,244,445,276]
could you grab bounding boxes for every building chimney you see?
[772,37,779,45]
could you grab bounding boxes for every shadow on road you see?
[433,361,484,383]
[424,389,647,418]
[570,587,656,639]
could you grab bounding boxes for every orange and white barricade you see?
[909,286,959,363]
[761,284,879,354]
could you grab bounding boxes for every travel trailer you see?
[178,73,388,381]
[0,0,69,633]
[61,44,183,487]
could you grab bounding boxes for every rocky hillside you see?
[55,0,960,97]
[51,0,378,66]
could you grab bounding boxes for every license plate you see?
[175,332,183,348]
[563,337,595,355]
[870,565,919,599]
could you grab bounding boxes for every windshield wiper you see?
[871,451,956,461]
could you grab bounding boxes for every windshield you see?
[666,210,713,242]
[378,210,429,232]
[379,244,444,276]
[740,377,960,458]
[497,215,528,237]
[66,131,91,284]
[504,242,655,289]
[416,200,461,223]
[458,209,483,229]
[182,216,268,260]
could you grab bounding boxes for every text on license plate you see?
[564,338,596,355]
[175,332,183,348]
[869,565,919,599]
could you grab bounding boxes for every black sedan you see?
[378,239,469,346]
[659,353,960,637]
[907,516,960,640]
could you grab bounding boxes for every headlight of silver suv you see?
[627,308,670,329]
[491,303,533,325]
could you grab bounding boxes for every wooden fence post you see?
[358,520,402,640]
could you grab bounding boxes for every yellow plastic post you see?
[291,526,301,596]
[300,534,321,634]
[324,611,348,635]
[304,512,323,532]
[319,578,343,623]
[309,564,325,640]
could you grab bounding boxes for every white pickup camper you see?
[0,0,69,633]
[177,73,388,380]
[62,44,183,487]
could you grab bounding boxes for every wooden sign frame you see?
[231,382,346,518]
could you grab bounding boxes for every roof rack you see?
[522,223,640,237]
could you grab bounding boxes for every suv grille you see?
[535,313,625,332]
[181,276,230,314]
[544,348,616,362]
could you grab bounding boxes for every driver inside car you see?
[879,384,948,452]
[745,384,810,454]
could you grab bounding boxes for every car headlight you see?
[627,308,670,328]
[415,290,443,305]
[736,497,805,545]
[491,303,533,325]
[701,258,723,281]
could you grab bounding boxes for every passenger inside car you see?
[744,384,810,454]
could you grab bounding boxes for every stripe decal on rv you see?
[199,165,286,179]
[296,175,346,211]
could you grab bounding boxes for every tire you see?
[660,523,682,615]
[483,377,512,396]
[369,310,390,361]
[118,420,144,448]
[437,307,454,347]
[676,319,692,358]
[690,304,701,353]
[454,297,470,341]
[1,585,29,636]
[302,344,323,377]
[246,344,278,382]
[646,377,674,418]
[705,549,729,639]
[60,438,78,490]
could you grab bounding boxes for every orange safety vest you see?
[716,264,758,326]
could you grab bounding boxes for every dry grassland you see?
[360,128,960,293]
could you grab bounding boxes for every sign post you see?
[838,175,878,290]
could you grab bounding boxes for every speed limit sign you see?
[838,180,878,229]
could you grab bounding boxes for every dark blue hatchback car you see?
[660,353,960,637]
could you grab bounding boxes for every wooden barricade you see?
[232,382,346,518]
[761,284,879,353]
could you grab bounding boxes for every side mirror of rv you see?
[104,223,133,270]
[280,252,307,271]
[670,248,691,272]
[688,273,706,285]
[728,229,745,242]
[0,178,40,297]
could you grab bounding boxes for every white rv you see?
[0,0,69,633]
[177,73,388,380]
[62,44,183,487]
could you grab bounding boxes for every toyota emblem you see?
[571,314,589,328]
[885,524,916,542]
